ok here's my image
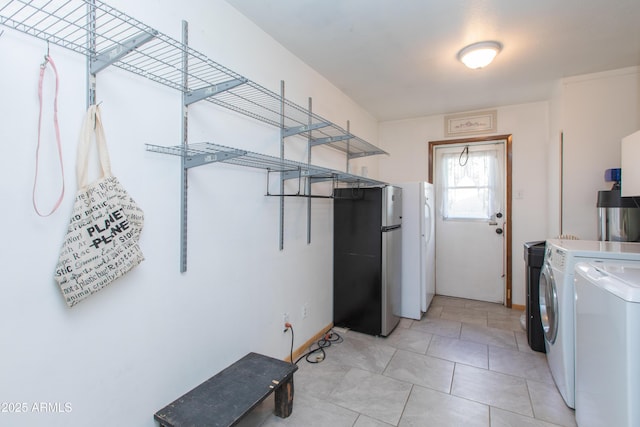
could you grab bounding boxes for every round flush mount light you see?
[457,41,502,69]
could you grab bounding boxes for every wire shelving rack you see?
[146,142,385,188]
[0,0,386,159]
[0,0,389,269]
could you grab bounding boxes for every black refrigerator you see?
[333,186,402,336]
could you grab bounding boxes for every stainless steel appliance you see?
[597,189,640,242]
[333,186,402,336]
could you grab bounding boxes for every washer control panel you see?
[547,246,567,271]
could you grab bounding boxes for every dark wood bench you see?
[154,352,298,427]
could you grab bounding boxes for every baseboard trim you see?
[512,304,525,311]
[284,322,334,363]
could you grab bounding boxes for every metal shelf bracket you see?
[184,149,246,169]
[311,134,352,146]
[90,30,157,74]
[282,122,329,138]
[184,78,248,105]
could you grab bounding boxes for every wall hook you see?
[459,145,469,166]
[41,41,50,67]
[93,101,103,129]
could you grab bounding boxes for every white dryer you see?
[574,262,640,427]
[538,239,640,408]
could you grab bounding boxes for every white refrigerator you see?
[396,182,435,319]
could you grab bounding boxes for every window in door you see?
[438,144,503,221]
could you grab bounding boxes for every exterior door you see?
[432,140,508,303]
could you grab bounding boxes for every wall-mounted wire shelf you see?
[1,0,390,265]
[0,0,387,159]
[145,142,386,193]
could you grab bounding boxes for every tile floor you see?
[243,295,577,427]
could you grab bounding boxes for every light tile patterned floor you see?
[244,295,577,427]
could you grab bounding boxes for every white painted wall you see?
[559,67,640,240]
[378,102,550,307]
[0,1,377,426]
[379,67,640,306]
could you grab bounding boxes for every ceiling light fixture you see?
[457,41,502,69]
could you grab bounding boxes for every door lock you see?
[496,228,503,234]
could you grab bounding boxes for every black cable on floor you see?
[286,324,294,365]
[294,329,343,365]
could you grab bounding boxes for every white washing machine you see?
[574,262,640,427]
[538,239,640,408]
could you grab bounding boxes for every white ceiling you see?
[225,0,640,121]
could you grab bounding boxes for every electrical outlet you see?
[283,312,289,325]
[302,303,308,319]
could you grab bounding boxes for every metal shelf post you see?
[307,97,312,245]
[87,0,96,107]
[180,20,189,273]
[279,80,286,251]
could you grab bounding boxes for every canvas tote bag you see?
[54,105,144,307]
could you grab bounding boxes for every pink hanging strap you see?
[33,54,65,217]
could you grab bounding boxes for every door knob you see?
[496,228,503,234]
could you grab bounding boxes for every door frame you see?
[428,134,513,307]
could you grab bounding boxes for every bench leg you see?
[274,377,294,418]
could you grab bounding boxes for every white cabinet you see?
[622,130,640,196]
